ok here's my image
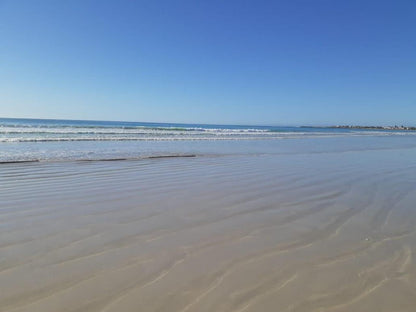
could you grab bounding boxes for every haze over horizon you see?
[1,116,416,129]
[1,0,415,125]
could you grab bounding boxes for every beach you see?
[2,0,415,309]
[1,132,416,311]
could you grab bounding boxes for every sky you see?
[0,0,415,126]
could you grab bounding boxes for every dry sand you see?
[1,150,416,312]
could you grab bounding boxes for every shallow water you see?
[1,138,416,311]
[2,117,416,162]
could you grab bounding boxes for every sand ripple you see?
[1,152,416,312]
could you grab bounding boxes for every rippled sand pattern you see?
[1,150,416,312]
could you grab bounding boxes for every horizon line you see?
[1,116,414,128]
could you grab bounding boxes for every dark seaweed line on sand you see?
[0,154,197,165]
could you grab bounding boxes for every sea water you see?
[1,117,416,162]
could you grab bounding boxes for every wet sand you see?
[1,148,416,312]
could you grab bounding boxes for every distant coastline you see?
[302,125,416,131]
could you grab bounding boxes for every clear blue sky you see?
[1,0,415,125]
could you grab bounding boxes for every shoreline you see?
[303,125,416,131]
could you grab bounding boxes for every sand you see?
[1,148,416,312]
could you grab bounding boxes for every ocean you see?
[1,117,416,162]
